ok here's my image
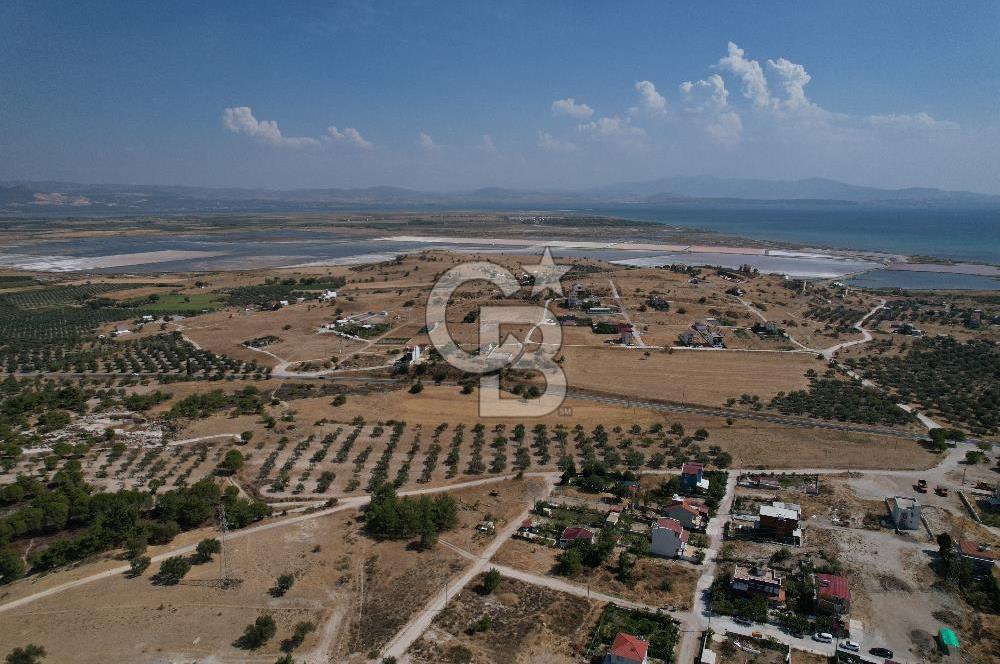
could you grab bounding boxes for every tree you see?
[128,555,151,578]
[482,568,502,594]
[280,620,316,652]
[937,532,954,560]
[240,431,253,444]
[216,449,244,475]
[154,555,191,585]
[195,537,221,563]
[272,572,295,597]
[4,645,45,664]
[235,614,277,649]
[556,546,583,576]
[0,547,25,585]
[409,381,424,394]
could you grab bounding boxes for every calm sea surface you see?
[592,205,1000,265]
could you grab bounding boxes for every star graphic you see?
[524,247,570,297]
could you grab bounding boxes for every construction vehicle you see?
[935,485,949,497]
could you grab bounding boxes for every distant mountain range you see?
[2,176,999,214]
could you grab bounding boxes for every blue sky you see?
[2,1,999,192]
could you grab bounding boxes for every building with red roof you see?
[681,462,710,492]
[604,632,649,664]
[958,539,998,576]
[663,495,709,530]
[815,573,851,614]
[651,516,688,558]
[558,526,596,548]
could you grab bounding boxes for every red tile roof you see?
[682,462,704,476]
[609,632,648,662]
[654,517,689,542]
[560,526,595,542]
[817,573,851,602]
[959,539,998,561]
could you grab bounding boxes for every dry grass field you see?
[559,345,819,406]
[0,478,542,663]
[407,574,604,664]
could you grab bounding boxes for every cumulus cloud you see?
[766,57,814,112]
[326,125,373,149]
[680,74,729,112]
[222,106,320,148]
[419,131,439,151]
[717,42,771,108]
[633,80,667,117]
[537,131,576,152]
[551,97,594,119]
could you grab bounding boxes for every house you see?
[815,573,851,615]
[758,502,802,545]
[662,495,709,530]
[958,539,998,575]
[559,526,596,548]
[604,632,649,664]
[320,290,337,301]
[680,462,710,492]
[889,496,922,530]
[605,511,621,527]
[679,330,697,346]
[650,517,688,558]
[731,565,785,603]
[618,323,635,346]
[519,518,537,533]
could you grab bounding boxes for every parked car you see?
[870,646,894,658]
[813,632,833,643]
[839,640,861,652]
[734,617,753,626]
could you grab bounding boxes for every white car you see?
[839,640,860,652]
[813,632,833,643]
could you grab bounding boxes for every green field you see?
[128,292,223,314]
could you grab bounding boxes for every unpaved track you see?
[0,473,542,616]
[377,475,557,662]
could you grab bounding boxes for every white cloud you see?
[326,125,373,149]
[679,75,741,145]
[419,131,439,151]
[717,42,771,108]
[537,131,576,152]
[577,115,647,151]
[633,80,667,117]
[766,57,819,114]
[222,106,320,148]
[680,74,729,112]
[866,112,957,130]
[551,97,594,119]
[480,134,497,152]
[705,111,743,145]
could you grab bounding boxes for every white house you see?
[889,496,921,530]
[321,290,338,301]
[603,632,649,664]
[650,517,688,558]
